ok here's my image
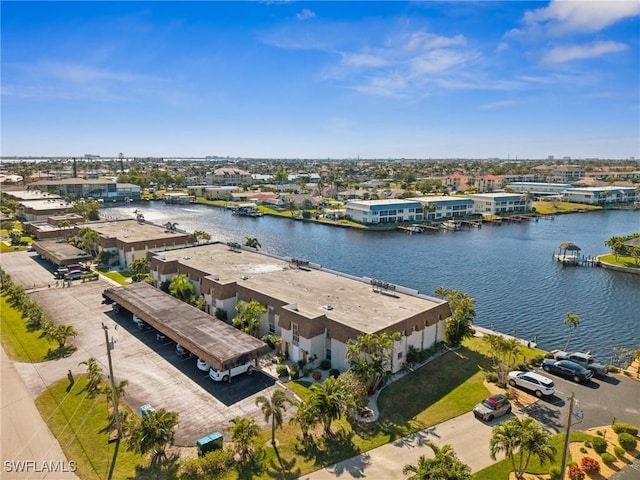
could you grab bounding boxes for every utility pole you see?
[102,323,122,440]
[560,392,576,478]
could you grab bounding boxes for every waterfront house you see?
[562,186,638,205]
[345,199,424,224]
[409,196,475,221]
[468,192,532,215]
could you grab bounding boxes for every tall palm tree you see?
[78,227,99,257]
[434,287,476,347]
[79,357,103,396]
[168,274,195,304]
[490,417,556,480]
[126,408,178,464]
[309,376,351,436]
[402,442,471,480]
[563,313,580,350]
[255,389,292,446]
[289,400,316,441]
[230,416,260,462]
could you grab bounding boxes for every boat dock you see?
[553,241,600,266]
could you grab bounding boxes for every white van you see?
[209,362,254,382]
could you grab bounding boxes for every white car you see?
[196,358,210,371]
[507,370,555,397]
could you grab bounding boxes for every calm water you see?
[103,203,640,361]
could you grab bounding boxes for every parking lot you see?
[515,366,639,434]
[2,251,290,446]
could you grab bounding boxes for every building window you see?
[292,323,299,345]
[326,349,332,360]
[397,351,403,359]
[268,305,275,333]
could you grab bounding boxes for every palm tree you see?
[563,313,580,350]
[255,389,292,446]
[345,331,400,393]
[289,400,317,441]
[490,417,556,480]
[78,227,99,257]
[434,287,476,347]
[193,230,211,243]
[230,416,260,462]
[164,221,178,231]
[79,357,103,396]
[308,376,351,436]
[44,324,77,349]
[232,300,266,337]
[245,237,261,249]
[402,442,471,480]
[126,408,178,464]
[168,274,196,304]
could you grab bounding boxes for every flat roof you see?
[82,219,190,244]
[410,196,473,203]
[347,199,421,206]
[3,190,62,201]
[22,199,73,211]
[32,239,92,264]
[468,193,525,199]
[157,243,445,333]
[103,282,270,370]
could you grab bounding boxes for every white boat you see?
[441,220,461,231]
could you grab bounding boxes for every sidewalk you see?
[1,347,80,480]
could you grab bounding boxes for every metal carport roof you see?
[103,282,270,371]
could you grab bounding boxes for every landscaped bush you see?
[319,359,331,370]
[568,465,585,480]
[514,361,529,371]
[584,440,592,448]
[329,368,340,378]
[612,422,639,436]
[580,456,600,474]
[276,364,289,377]
[531,354,545,366]
[600,452,615,465]
[614,445,626,457]
[485,372,498,383]
[260,334,281,349]
[548,466,562,480]
[617,432,638,451]
[289,364,300,379]
[592,436,608,454]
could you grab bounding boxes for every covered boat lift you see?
[103,282,270,372]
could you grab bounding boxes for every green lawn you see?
[97,269,132,285]
[34,375,151,480]
[472,432,597,480]
[533,201,602,215]
[0,293,53,362]
[599,253,640,269]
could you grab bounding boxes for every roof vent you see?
[322,305,334,311]
[240,275,248,280]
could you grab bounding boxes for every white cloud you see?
[341,52,389,68]
[520,0,640,35]
[542,40,628,63]
[296,9,316,21]
[42,62,145,84]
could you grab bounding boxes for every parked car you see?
[541,359,593,383]
[473,393,512,421]
[508,370,555,397]
[208,362,253,382]
[551,350,608,376]
[197,358,210,371]
[176,343,187,356]
[63,270,84,281]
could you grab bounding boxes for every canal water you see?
[102,203,640,362]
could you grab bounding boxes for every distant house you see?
[206,168,252,186]
[475,175,504,193]
[467,193,532,215]
[346,199,423,224]
[444,173,473,192]
[562,186,638,205]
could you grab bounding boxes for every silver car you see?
[473,393,512,421]
[508,370,555,397]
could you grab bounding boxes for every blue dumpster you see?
[196,431,223,456]
[140,404,156,418]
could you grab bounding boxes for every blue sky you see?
[2,1,639,159]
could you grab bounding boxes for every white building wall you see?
[330,339,349,371]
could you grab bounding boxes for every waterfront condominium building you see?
[345,199,424,224]
[467,192,532,215]
[147,242,451,373]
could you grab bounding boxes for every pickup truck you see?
[551,350,608,376]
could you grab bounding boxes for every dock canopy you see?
[103,282,270,371]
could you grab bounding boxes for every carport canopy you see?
[103,282,270,371]
[32,239,92,266]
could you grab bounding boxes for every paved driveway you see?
[1,251,289,447]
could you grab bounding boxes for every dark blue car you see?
[541,359,593,383]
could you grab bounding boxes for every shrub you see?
[319,359,331,370]
[200,448,233,476]
[584,440,592,448]
[618,432,638,451]
[592,436,607,454]
[531,354,545,366]
[289,364,300,379]
[514,361,530,372]
[580,456,600,474]
[485,372,498,383]
[600,452,615,465]
[568,465,585,480]
[579,447,587,454]
[614,445,626,457]
[548,466,562,480]
[276,364,289,377]
[596,430,604,436]
[329,368,340,378]
[612,422,639,436]
[260,334,281,349]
